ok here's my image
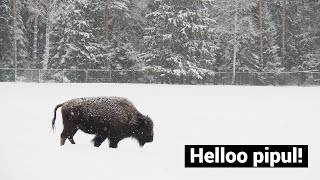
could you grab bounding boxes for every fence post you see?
[132,70,135,83]
[62,69,65,83]
[14,68,17,82]
[109,70,112,82]
[38,69,41,83]
[146,69,149,83]
[85,69,88,83]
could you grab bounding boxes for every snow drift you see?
[0,83,319,180]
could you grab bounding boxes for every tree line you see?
[0,0,319,83]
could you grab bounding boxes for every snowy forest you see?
[0,0,320,85]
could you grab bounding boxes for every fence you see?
[1,68,320,86]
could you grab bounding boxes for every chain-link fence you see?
[1,68,320,85]
[0,68,152,83]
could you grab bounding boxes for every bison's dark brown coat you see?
[52,97,154,148]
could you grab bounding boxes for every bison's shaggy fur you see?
[52,97,154,148]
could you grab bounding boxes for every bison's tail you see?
[52,103,63,131]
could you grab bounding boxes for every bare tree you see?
[232,6,238,85]
[282,0,286,59]
[105,0,109,46]
[300,0,305,33]
[33,0,40,63]
[259,0,264,65]
[43,0,51,69]
[13,0,17,68]
[216,0,258,85]
[105,0,110,69]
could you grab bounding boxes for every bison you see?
[52,97,154,148]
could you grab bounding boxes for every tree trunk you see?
[43,0,50,69]
[105,0,109,46]
[33,0,40,63]
[232,8,238,85]
[13,0,17,68]
[300,0,305,33]
[281,0,286,60]
[313,0,317,34]
[259,0,264,65]
[105,0,110,69]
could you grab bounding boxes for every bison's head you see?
[135,114,154,147]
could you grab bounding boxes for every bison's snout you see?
[147,134,153,143]
[137,131,153,147]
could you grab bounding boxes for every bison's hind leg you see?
[60,111,79,146]
[68,128,78,144]
[60,136,67,146]
[61,127,78,146]
[92,134,107,147]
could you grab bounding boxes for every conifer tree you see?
[0,0,14,67]
[143,0,217,83]
[107,0,144,70]
[49,0,106,69]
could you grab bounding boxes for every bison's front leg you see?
[92,134,107,147]
[109,137,120,148]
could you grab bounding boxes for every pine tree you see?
[48,1,67,69]
[43,0,52,69]
[0,0,14,68]
[279,1,314,71]
[143,0,217,84]
[283,1,301,71]
[302,0,320,71]
[263,0,283,72]
[15,0,31,68]
[107,0,144,70]
[214,0,261,84]
[12,0,48,69]
[49,0,106,69]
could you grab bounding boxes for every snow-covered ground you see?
[0,83,319,180]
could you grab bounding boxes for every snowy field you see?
[0,83,319,180]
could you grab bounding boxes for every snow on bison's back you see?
[52,97,154,148]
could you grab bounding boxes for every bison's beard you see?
[137,136,153,147]
[139,141,146,147]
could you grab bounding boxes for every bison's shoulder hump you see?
[62,97,138,114]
